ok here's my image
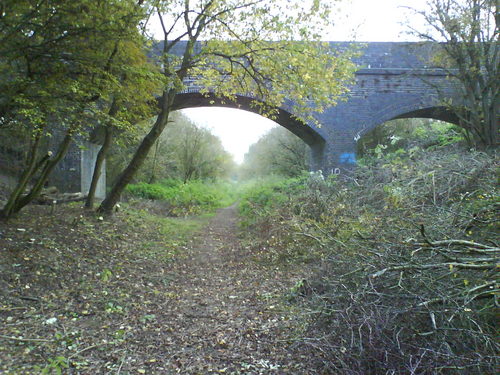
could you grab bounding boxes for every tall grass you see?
[125,179,238,216]
[238,175,310,227]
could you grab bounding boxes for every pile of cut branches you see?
[297,229,498,374]
[241,145,498,374]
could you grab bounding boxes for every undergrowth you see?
[239,144,499,374]
[125,179,238,216]
[238,175,309,227]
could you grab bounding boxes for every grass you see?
[125,179,238,216]
[124,205,210,261]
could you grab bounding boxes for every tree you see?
[109,111,235,184]
[0,0,159,218]
[174,119,234,182]
[240,126,308,178]
[98,0,357,214]
[84,39,164,209]
[409,0,499,148]
[0,0,100,218]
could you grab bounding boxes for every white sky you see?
[179,107,278,164]
[162,0,429,164]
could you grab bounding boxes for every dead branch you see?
[371,262,496,278]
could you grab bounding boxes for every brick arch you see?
[367,99,460,136]
[172,92,326,170]
[351,100,462,151]
[54,42,466,195]
[392,106,460,125]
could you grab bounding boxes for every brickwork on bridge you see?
[314,66,458,173]
[52,42,459,193]
[171,42,458,173]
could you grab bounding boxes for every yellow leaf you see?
[463,279,469,286]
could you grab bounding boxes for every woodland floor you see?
[0,203,317,374]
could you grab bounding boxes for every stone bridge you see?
[168,41,458,173]
[53,42,459,195]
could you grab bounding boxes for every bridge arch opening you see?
[172,93,325,171]
[357,112,466,159]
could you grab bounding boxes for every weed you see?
[99,268,113,282]
[35,356,69,375]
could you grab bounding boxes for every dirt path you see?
[150,204,312,374]
[0,203,316,374]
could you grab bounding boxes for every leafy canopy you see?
[0,0,161,138]
[155,0,357,126]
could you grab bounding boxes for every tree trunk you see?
[85,126,113,209]
[1,132,73,219]
[148,138,161,184]
[98,89,176,214]
[15,133,73,211]
[0,134,43,219]
[85,98,120,209]
[486,92,499,147]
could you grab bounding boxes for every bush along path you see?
[0,202,314,374]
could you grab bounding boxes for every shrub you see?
[125,182,168,200]
[125,179,237,216]
[238,175,308,227]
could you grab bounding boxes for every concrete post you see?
[80,141,106,199]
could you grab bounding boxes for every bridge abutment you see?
[49,139,106,199]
